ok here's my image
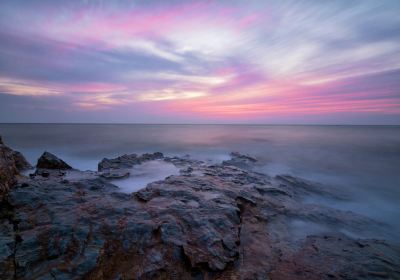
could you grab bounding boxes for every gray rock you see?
[100,171,130,179]
[98,152,164,171]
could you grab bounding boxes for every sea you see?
[1,124,399,241]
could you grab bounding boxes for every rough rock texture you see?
[0,148,399,279]
[98,152,164,171]
[36,151,73,170]
[222,152,257,170]
[0,136,31,198]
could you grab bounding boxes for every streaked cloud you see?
[0,78,61,96]
[0,0,399,123]
[138,90,207,101]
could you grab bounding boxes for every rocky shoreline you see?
[0,136,399,279]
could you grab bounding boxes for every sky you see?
[0,0,400,124]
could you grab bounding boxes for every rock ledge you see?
[0,144,399,280]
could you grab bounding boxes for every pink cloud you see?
[65,83,126,93]
[27,1,263,48]
[161,73,400,120]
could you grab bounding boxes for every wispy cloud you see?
[0,0,399,123]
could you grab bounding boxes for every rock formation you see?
[98,152,164,171]
[222,151,257,170]
[36,151,73,170]
[0,136,399,279]
[0,136,31,198]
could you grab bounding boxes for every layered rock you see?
[98,152,164,171]
[0,136,31,198]
[0,149,399,279]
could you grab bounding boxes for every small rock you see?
[100,171,130,179]
[222,152,257,169]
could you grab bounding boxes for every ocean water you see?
[1,124,399,240]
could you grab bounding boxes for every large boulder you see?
[36,151,72,170]
[0,136,31,198]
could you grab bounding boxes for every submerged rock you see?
[36,151,72,170]
[0,136,31,198]
[0,147,399,279]
[222,151,257,170]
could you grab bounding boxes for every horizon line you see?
[0,122,399,126]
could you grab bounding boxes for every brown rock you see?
[0,135,31,198]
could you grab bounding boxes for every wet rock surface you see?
[222,151,257,170]
[0,136,31,198]
[98,152,164,171]
[0,138,399,279]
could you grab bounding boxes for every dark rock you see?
[100,171,130,179]
[36,151,72,170]
[98,152,164,171]
[268,235,400,280]
[231,152,257,162]
[0,136,31,198]
[222,152,257,170]
[0,150,399,279]
[40,171,50,178]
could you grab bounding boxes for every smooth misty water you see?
[111,160,180,193]
[1,124,399,240]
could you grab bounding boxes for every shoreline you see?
[1,136,399,279]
